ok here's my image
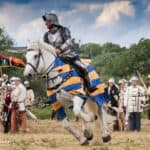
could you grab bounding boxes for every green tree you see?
[92,38,150,80]
[79,43,102,58]
[101,42,126,54]
[0,27,13,51]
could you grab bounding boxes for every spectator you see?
[107,78,119,131]
[2,84,12,133]
[0,77,4,87]
[10,77,27,133]
[124,76,145,131]
[118,79,127,131]
[0,86,4,121]
[108,78,119,108]
[1,74,9,87]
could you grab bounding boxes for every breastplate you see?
[47,30,64,48]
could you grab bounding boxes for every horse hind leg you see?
[72,96,97,122]
[61,118,89,145]
[85,99,111,144]
[84,99,104,145]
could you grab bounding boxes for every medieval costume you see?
[124,76,145,131]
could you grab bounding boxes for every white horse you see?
[24,41,111,145]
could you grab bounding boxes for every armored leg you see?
[73,59,97,92]
[61,53,96,92]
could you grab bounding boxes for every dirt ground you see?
[0,119,150,150]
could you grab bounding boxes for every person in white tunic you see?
[124,76,145,131]
[10,77,27,133]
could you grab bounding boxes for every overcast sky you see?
[0,0,150,47]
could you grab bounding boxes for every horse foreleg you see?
[82,120,93,140]
[72,96,96,122]
[61,118,88,145]
[99,107,111,143]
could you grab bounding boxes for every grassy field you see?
[0,116,150,150]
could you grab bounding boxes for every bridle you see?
[26,49,54,76]
[26,48,73,90]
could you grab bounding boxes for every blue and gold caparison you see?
[46,57,108,120]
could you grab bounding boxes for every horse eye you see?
[34,55,38,59]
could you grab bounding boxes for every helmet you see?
[42,13,59,25]
[118,79,124,84]
[24,80,30,85]
[2,74,8,80]
[108,78,115,83]
[129,76,138,82]
[10,77,21,81]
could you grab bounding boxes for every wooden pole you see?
[136,70,147,90]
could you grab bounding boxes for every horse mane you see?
[27,41,56,56]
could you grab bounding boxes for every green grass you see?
[31,106,75,120]
[32,106,52,119]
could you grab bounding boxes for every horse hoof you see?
[94,115,98,121]
[102,135,111,143]
[87,135,93,141]
[80,137,89,146]
[84,129,93,141]
[80,139,89,146]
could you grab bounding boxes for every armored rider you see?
[42,13,96,92]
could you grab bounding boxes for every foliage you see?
[0,27,13,51]
[79,43,102,58]
[91,38,150,81]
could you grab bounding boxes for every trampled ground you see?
[0,119,150,150]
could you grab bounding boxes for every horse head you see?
[24,41,56,79]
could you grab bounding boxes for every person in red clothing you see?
[2,84,12,133]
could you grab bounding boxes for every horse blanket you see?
[46,57,108,120]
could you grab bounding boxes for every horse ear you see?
[39,41,56,56]
[26,41,40,51]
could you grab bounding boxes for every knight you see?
[42,13,96,92]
